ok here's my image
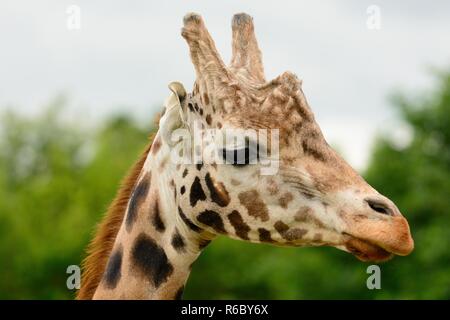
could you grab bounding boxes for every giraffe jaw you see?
[342,234,394,262]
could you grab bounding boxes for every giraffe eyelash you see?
[281,178,322,199]
[278,167,322,198]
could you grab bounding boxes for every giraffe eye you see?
[221,144,259,166]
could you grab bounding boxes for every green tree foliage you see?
[0,99,152,299]
[0,72,448,299]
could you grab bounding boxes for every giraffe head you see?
[160,13,414,262]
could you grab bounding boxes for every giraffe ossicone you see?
[78,12,414,300]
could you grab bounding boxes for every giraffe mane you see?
[76,134,155,300]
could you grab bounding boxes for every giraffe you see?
[77,12,414,300]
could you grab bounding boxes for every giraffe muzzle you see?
[341,211,414,262]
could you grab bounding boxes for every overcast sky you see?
[1,1,449,170]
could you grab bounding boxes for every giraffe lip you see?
[343,234,394,262]
[340,214,414,257]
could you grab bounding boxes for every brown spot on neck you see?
[238,190,269,222]
[274,221,308,241]
[228,210,250,240]
[258,228,274,243]
[125,171,151,231]
[230,178,241,186]
[278,192,293,209]
[159,156,169,170]
[206,114,212,125]
[295,206,326,229]
[171,228,186,253]
[130,233,174,288]
[151,136,162,155]
[189,176,207,207]
[197,210,226,234]
[205,173,230,207]
[203,92,210,105]
[151,195,165,232]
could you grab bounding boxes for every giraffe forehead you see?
[215,111,324,154]
[194,78,311,122]
[217,103,312,128]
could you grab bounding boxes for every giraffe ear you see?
[160,81,187,146]
[168,81,186,100]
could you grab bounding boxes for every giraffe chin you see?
[344,237,394,263]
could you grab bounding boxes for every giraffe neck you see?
[93,133,211,299]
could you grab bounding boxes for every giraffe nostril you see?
[365,198,393,216]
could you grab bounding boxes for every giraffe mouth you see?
[339,213,414,262]
[343,235,394,262]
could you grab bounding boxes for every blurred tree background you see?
[0,72,449,299]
